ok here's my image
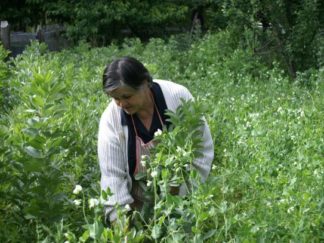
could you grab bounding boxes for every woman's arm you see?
[157,80,214,183]
[181,88,214,182]
[98,105,133,222]
[192,116,214,182]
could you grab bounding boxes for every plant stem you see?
[82,192,89,225]
[153,176,157,243]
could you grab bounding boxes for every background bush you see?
[1,0,322,77]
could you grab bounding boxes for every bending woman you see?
[97,56,214,223]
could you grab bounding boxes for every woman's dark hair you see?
[102,56,152,93]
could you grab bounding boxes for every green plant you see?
[0,44,10,113]
[0,31,322,242]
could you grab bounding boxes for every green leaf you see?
[101,187,112,200]
[24,214,36,220]
[24,159,44,172]
[79,229,90,242]
[89,221,104,240]
[22,127,39,137]
[151,225,161,239]
[0,124,8,136]
[24,146,44,158]
[134,172,146,181]
[30,95,45,108]
[29,136,47,150]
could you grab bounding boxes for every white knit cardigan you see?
[98,80,214,222]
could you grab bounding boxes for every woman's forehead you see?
[108,85,137,96]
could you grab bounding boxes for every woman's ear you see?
[145,76,153,88]
[142,79,150,88]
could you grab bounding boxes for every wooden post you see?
[1,21,10,49]
[36,24,45,43]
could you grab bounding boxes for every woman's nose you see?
[116,99,127,108]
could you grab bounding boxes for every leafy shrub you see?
[0,44,10,113]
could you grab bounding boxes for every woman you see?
[98,56,214,223]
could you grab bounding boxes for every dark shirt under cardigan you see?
[120,82,171,177]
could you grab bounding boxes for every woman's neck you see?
[136,89,154,128]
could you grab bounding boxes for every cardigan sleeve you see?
[177,85,214,182]
[192,116,214,182]
[97,103,134,222]
[156,80,214,183]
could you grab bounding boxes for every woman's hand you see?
[169,186,179,195]
[130,199,143,210]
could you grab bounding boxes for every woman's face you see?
[108,84,149,115]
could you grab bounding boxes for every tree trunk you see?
[0,21,10,49]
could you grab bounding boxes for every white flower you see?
[151,170,158,178]
[277,106,284,114]
[176,146,182,153]
[73,185,82,194]
[88,198,99,209]
[176,146,190,157]
[140,155,147,167]
[147,180,152,187]
[287,206,294,214]
[124,204,131,211]
[73,199,81,206]
[300,110,305,117]
[183,151,190,157]
[154,129,162,137]
[184,163,190,170]
[141,160,146,167]
[64,233,69,238]
[251,225,259,233]
[212,165,217,171]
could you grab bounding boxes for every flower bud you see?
[73,199,81,206]
[73,185,82,194]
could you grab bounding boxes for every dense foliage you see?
[1,0,192,42]
[1,0,322,77]
[0,30,323,241]
[221,0,322,77]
